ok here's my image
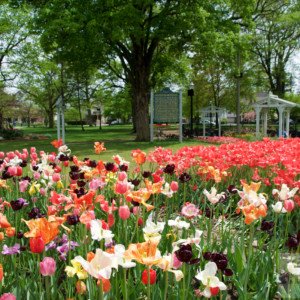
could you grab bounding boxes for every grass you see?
[0,125,208,162]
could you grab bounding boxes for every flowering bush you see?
[0,138,299,299]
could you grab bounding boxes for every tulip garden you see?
[0,137,299,300]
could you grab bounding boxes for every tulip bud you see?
[76,281,86,295]
[115,181,128,194]
[142,268,156,285]
[284,200,295,212]
[0,293,16,300]
[118,171,127,181]
[170,181,179,192]
[119,205,130,220]
[5,227,15,237]
[52,173,60,182]
[30,237,45,253]
[40,257,56,276]
[138,218,143,226]
[0,232,4,241]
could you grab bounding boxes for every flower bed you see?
[0,138,299,299]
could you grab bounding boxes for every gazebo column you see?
[218,112,221,136]
[263,110,268,135]
[286,109,290,137]
[255,107,261,137]
[278,107,284,138]
[202,112,205,137]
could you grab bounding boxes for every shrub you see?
[66,120,86,125]
[0,128,24,140]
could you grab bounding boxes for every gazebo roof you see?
[252,92,300,109]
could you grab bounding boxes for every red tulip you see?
[30,237,45,254]
[142,268,156,285]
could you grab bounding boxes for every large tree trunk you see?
[0,111,3,130]
[133,88,150,141]
[48,109,54,128]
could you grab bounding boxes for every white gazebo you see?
[197,102,226,137]
[252,92,300,138]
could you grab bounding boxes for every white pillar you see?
[57,107,60,140]
[150,89,154,142]
[286,109,290,138]
[202,112,205,137]
[263,111,268,135]
[61,107,65,145]
[278,107,284,138]
[255,107,261,138]
[179,90,182,143]
[218,112,221,136]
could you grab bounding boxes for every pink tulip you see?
[20,153,26,160]
[30,147,36,154]
[284,200,295,212]
[133,206,141,215]
[7,167,17,176]
[40,188,46,196]
[40,257,56,276]
[52,173,60,182]
[182,204,199,218]
[48,155,56,162]
[170,181,179,192]
[22,149,28,157]
[119,205,130,220]
[6,152,15,159]
[0,293,16,300]
[172,253,183,269]
[40,151,45,157]
[31,153,38,160]
[115,181,128,194]
[33,172,41,180]
[0,152,4,158]
[118,171,127,181]
[19,180,29,192]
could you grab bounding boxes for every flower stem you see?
[37,254,42,299]
[46,276,50,300]
[164,271,168,300]
[99,279,103,300]
[123,268,128,300]
[181,263,186,300]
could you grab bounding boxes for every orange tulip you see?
[97,278,111,293]
[131,150,147,165]
[238,204,267,225]
[125,189,154,211]
[23,216,65,244]
[5,227,15,237]
[76,281,86,295]
[94,142,106,154]
[0,213,11,228]
[145,179,164,194]
[51,138,63,148]
[0,232,4,241]
[241,181,261,193]
[66,191,99,211]
[124,239,162,266]
[87,252,95,262]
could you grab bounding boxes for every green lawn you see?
[0,125,208,162]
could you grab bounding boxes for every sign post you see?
[151,87,182,143]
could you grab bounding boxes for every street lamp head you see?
[189,83,194,90]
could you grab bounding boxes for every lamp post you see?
[188,83,194,136]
